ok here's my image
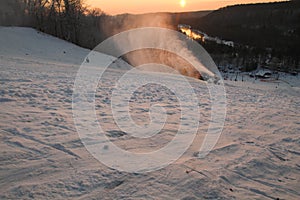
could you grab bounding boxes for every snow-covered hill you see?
[0,27,299,199]
[0,27,92,64]
[0,26,132,70]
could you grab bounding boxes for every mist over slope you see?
[97,1,300,73]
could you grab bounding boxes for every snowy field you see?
[0,27,300,199]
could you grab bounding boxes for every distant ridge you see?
[175,1,300,60]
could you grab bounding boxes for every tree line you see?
[188,1,300,72]
[1,0,299,73]
[0,0,109,48]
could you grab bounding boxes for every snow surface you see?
[0,27,300,199]
[0,27,91,65]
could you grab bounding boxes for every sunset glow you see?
[85,0,287,15]
[180,0,186,8]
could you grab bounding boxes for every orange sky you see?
[85,0,286,15]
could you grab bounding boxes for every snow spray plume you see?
[73,27,227,172]
[99,13,219,82]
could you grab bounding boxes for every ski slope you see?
[0,27,299,199]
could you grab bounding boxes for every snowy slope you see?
[0,27,300,200]
[0,26,132,70]
[0,27,92,64]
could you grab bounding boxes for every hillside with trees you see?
[1,0,299,73]
[0,0,108,48]
[178,1,300,73]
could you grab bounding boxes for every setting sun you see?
[180,0,186,8]
[85,0,287,15]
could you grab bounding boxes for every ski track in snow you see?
[0,27,300,199]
